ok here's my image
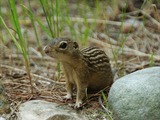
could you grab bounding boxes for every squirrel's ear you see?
[73,42,79,49]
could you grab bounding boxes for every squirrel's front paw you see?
[63,93,72,100]
[74,100,82,109]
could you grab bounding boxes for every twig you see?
[0,64,65,85]
[20,16,129,26]
[119,10,160,29]
[3,54,54,61]
[6,101,22,120]
[53,16,132,27]
[99,96,113,120]
[89,37,160,61]
[141,11,160,28]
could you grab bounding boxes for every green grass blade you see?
[35,16,52,37]
[55,0,59,37]
[8,0,27,59]
[101,91,108,108]
[39,0,54,37]
[101,91,113,120]
[150,51,154,66]
[0,16,22,52]
[21,4,52,37]
[7,0,33,93]
[0,1,5,44]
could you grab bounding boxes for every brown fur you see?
[44,37,113,108]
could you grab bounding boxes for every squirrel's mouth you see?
[43,46,57,58]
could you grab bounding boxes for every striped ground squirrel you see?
[44,37,113,108]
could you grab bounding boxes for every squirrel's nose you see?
[43,46,51,54]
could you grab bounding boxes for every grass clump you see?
[0,0,33,93]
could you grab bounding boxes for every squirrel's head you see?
[44,37,79,61]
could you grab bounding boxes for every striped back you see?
[81,47,110,71]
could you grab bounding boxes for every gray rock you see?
[0,117,6,120]
[108,67,160,120]
[18,100,87,120]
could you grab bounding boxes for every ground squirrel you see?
[44,37,113,108]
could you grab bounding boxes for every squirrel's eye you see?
[59,42,67,49]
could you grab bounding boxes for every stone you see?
[108,67,160,120]
[0,117,6,120]
[17,100,86,120]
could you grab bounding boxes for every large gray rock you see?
[108,67,160,120]
[17,100,86,120]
